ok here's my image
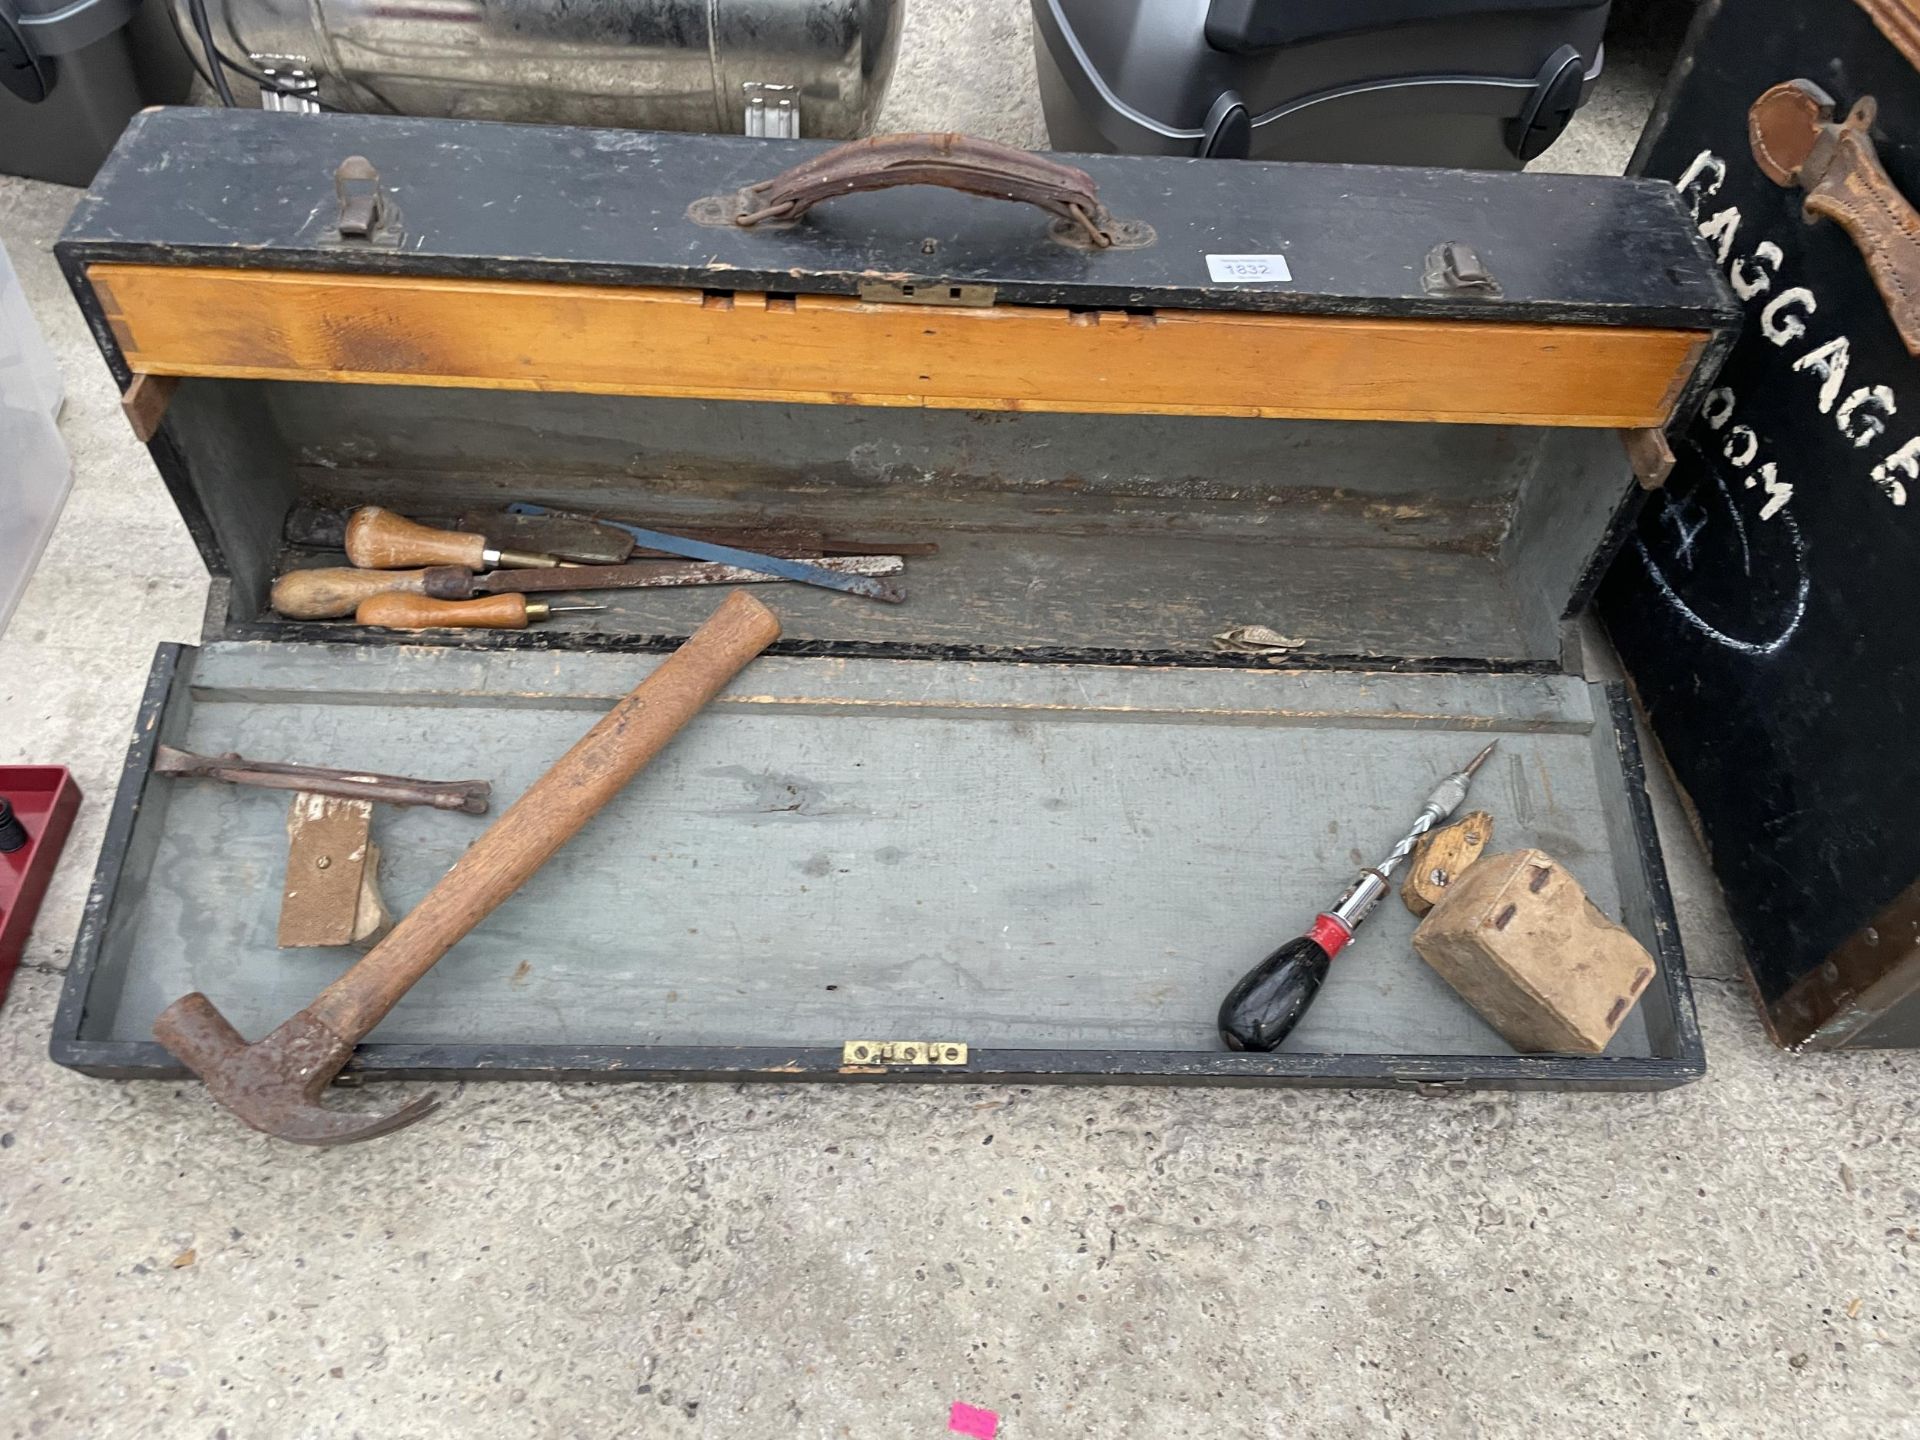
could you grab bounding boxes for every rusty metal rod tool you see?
[445,555,903,596]
[271,556,905,620]
[152,591,784,1145]
[152,745,492,814]
[507,503,907,603]
[1217,741,1498,1051]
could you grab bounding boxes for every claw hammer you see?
[152,592,782,1145]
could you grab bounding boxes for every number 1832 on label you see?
[1205,253,1293,284]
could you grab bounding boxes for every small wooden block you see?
[1620,425,1676,490]
[1401,809,1493,916]
[120,373,179,443]
[278,792,377,948]
[1412,848,1658,1054]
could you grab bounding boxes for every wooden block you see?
[278,793,388,948]
[1400,810,1494,916]
[119,373,178,443]
[1620,425,1676,490]
[1411,848,1657,1053]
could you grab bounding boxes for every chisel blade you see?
[454,509,633,565]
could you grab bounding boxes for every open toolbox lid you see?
[50,110,1735,1091]
[57,109,1741,670]
[64,111,1736,422]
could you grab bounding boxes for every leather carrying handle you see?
[734,132,1117,247]
[1750,79,1920,356]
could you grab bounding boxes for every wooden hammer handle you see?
[272,567,435,619]
[306,591,782,1041]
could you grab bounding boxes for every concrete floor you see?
[3,4,1918,1437]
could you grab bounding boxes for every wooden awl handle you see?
[306,591,782,1040]
[345,505,560,570]
[357,593,533,630]
[273,567,435,619]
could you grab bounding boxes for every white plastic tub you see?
[0,240,71,634]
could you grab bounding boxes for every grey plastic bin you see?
[1032,0,1610,168]
[0,240,70,634]
[1,0,191,186]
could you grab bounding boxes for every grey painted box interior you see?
[71,645,1684,1071]
[55,378,1701,1088]
[177,379,1631,666]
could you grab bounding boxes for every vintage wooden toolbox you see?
[50,108,1739,1091]
[1603,0,1920,1049]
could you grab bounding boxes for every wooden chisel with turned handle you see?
[356,594,606,630]
[344,506,564,570]
[272,557,906,620]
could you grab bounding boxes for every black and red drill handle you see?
[1217,742,1496,1052]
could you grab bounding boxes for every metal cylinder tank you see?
[171,0,902,136]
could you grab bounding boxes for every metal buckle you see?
[333,156,402,247]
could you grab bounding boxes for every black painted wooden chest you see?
[52,108,1737,1090]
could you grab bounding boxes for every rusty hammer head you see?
[153,993,438,1146]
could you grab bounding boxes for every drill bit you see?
[1341,739,1499,931]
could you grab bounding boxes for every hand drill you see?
[1218,741,1498,1051]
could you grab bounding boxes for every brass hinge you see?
[1392,1078,1470,1095]
[857,279,996,307]
[841,1039,969,1068]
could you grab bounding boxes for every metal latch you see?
[842,1040,969,1068]
[857,279,997,307]
[257,57,321,114]
[743,81,799,139]
[334,156,398,244]
[1423,241,1502,298]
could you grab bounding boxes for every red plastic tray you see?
[1,766,82,1007]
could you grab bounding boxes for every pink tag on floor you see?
[949,1401,999,1439]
